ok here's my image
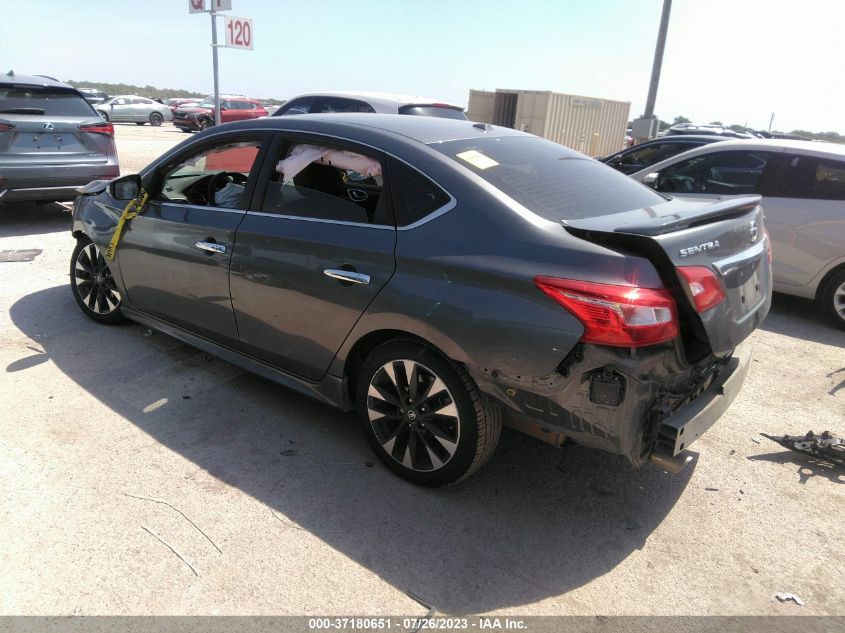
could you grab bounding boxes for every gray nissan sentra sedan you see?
[69,114,772,486]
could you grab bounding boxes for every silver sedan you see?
[95,95,173,126]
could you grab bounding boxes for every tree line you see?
[65,80,285,105]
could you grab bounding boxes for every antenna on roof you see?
[6,70,13,76]
[472,122,492,132]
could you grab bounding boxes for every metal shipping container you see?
[468,89,630,157]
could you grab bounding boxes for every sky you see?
[2,0,843,134]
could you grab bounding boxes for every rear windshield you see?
[399,105,468,120]
[0,86,97,117]
[431,136,666,220]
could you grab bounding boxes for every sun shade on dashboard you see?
[276,144,382,183]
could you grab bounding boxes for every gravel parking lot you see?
[0,123,843,616]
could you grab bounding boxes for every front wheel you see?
[99,110,109,121]
[149,112,163,126]
[70,236,126,325]
[356,341,501,487]
[199,117,213,131]
[820,269,845,329]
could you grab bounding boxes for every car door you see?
[230,133,396,381]
[107,97,132,122]
[133,97,154,121]
[117,132,270,348]
[761,153,845,287]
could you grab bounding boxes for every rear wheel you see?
[356,341,501,487]
[149,112,163,126]
[820,269,845,329]
[70,236,125,325]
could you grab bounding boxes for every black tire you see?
[99,110,109,122]
[179,128,192,133]
[149,112,163,127]
[819,268,845,329]
[69,236,126,325]
[199,117,213,131]
[356,340,501,487]
[135,122,145,126]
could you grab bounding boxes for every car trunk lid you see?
[0,114,112,165]
[564,195,772,357]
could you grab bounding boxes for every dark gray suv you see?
[0,72,119,204]
[69,114,772,486]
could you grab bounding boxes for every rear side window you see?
[776,154,845,200]
[431,136,664,221]
[617,142,699,168]
[390,160,451,226]
[399,105,467,120]
[655,150,773,195]
[0,86,96,117]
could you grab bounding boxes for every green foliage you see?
[65,80,204,100]
[672,115,691,125]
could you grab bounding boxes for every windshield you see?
[197,101,215,109]
[430,136,666,221]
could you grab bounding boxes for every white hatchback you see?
[630,139,845,328]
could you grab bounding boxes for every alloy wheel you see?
[73,242,121,315]
[366,359,460,472]
[834,280,845,321]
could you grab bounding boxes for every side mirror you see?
[220,106,227,111]
[110,174,141,201]
[643,172,659,189]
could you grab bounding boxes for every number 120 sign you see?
[225,16,253,50]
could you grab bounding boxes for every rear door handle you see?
[196,240,226,254]
[323,269,370,285]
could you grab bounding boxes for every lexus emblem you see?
[749,220,759,243]
[41,122,54,132]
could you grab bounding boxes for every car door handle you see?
[196,240,226,254]
[323,269,370,285]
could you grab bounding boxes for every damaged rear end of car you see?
[432,134,772,471]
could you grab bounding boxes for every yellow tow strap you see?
[104,190,148,262]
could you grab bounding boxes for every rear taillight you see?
[677,266,725,313]
[534,276,679,347]
[78,122,114,136]
[0,123,15,131]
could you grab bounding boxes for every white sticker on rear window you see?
[456,149,499,170]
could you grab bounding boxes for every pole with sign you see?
[189,0,251,126]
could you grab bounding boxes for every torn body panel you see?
[478,341,749,466]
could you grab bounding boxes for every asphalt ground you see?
[0,123,842,616]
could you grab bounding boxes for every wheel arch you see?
[815,261,845,300]
[338,328,467,409]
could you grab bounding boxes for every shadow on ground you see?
[0,202,72,237]
[11,285,695,614]
[760,293,843,346]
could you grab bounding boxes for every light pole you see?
[210,9,221,125]
[632,0,673,142]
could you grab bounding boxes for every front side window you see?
[277,97,314,115]
[315,98,375,114]
[157,140,262,208]
[261,141,389,225]
[655,150,772,195]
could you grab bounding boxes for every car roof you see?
[0,71,74,89]
[640,135,730,143]
[214,112,527,145]
[285,91,464,111]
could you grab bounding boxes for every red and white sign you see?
[188,0,205,13]
[224,16,253,50]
